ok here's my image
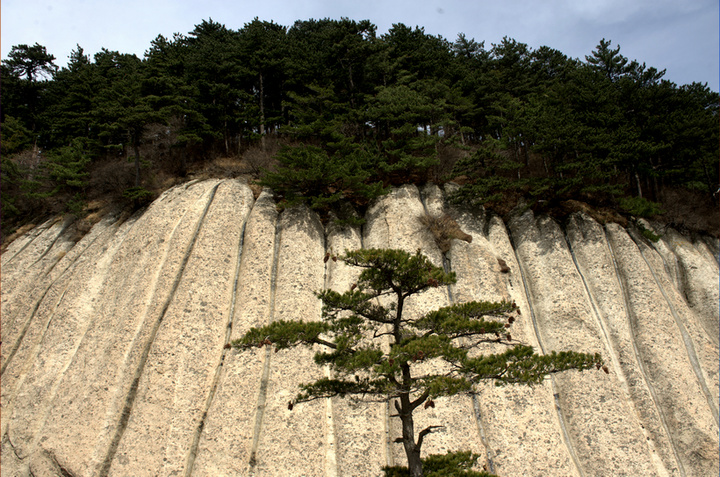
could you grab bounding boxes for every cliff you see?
[2,179,718,476]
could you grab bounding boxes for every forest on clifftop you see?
[1,18,718,240]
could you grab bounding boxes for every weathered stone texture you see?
[606,223,719,476]
[450,206,577,477]
[509,211,659,476]
[192,188,278,476]
[2,179,717,476]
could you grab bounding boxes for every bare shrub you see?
[68,215,99,242]
[497,257,511,273]
[141,121,186,175]
[197,156,248,179]
[242,137,284,176]
[248,182,263,199]
[418,212,473,253]
[559,200,628,228]
[1,223,36,251]
[89,160,136,197]
[430,143,468,183]
[658,187,719,237]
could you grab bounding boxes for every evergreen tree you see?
[183,19,244,155]
[93,49,163,187]
[0,115,34,156]
[233,248,603,477]
[1,43,58,136]
[284,18,379,148]
[3,43,58,82]
[142,34,202,174]
[45,45,100,148]
[367,83,440,179]
[43,137,92,213]
[237,18,287,147]
[257,144,386,216]
[585,38,631,82]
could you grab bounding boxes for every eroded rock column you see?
[450,203,579,476]
[192,189,279,476]
[509,210,657,476]
[606,222,719,475]
[106,180,255,476]
[21,179,222,476]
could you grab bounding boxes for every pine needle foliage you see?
[382,450,494,477]
[233,248,603,477]
[258,144,387,216]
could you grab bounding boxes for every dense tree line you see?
[1,18,717,230]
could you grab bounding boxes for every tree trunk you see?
[224,119,229,155]
[399,395,423,477]
[133,141,141,188]
[259,72,266,151]
[348,63,355,92]
[394,295,423,476]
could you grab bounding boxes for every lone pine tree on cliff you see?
[233,248,604,477]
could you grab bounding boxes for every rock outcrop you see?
[2,179,718,476]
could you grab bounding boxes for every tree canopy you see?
[1,18,717,234]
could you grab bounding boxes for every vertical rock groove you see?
[1,217,115,377]
[20,217,139,476]
[420,190,494,473]
[507,224,585,477]
[1,217,54,266]
[383,401,393,469]
[564,228,673,476]
[2,220,73,373]
[470,396,495,475]
[1,285,69,437]
[247,213,282,472]
[29,218,73,269]
[97,183,220,477]
[1,280,61,378]
[321,226,339,477]
[563,232,623,384]
[604,227,686,477]
[184,189,253,477]
[629,232,719,427]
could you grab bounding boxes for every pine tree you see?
[238,18,287,148]
[183,19,245,155]
[585,39,630,82]
[233,248,603,477]
[93,49,164,187]
[1,43,58,135]
[257,144,386,216]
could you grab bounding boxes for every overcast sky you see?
[2,0,718,91]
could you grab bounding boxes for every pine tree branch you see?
[410,390,430,411]
[312,336,337,349]
[416,425,445,449]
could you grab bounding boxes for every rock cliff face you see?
[2,179,718,477]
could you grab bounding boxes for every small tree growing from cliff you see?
[233,248,603,477]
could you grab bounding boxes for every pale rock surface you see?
[509,211,659,476]
[1,179,717,477]
[450,205,577,477]
[192,188,278,476]
[606,223,719,476]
